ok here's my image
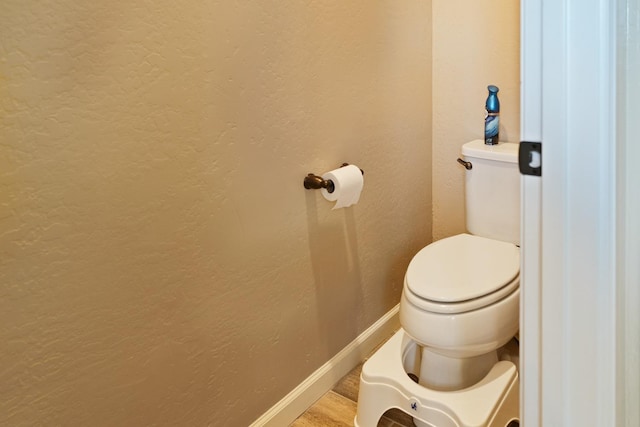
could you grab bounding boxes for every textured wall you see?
[431,0,520,240]
[0,1,432,425]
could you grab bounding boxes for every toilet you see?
[355,140,521,427]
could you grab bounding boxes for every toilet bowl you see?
[355,140,522,426]
[401,233,520,390]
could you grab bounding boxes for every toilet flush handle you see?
[457,158,472,170]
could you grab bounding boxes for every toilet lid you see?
[406,234,520,303]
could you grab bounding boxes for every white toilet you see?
[355,140,521,427]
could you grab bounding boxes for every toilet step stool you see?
[354,329,519,427]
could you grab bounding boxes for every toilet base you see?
[354,329,519,427]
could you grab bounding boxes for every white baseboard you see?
[249,304,400,427]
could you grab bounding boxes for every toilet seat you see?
[405,234,520,314]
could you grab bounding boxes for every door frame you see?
[519,0,632,424]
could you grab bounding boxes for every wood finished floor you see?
[290,342,415,427]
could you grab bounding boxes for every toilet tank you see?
[462,140,520,245]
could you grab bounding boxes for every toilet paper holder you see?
[303,163,364,194]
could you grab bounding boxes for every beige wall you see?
[432,0,520,240]
[0,1,432,426]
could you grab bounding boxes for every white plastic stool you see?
[354,329,519,427]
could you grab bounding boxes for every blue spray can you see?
[484,85,500,145]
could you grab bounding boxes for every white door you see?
[617,2,640,425]
[520,0,638,425]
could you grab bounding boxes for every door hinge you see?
[519,141,542,176]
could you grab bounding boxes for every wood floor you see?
[290,350,415,427]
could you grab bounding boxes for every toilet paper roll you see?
[320,164,364,210]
